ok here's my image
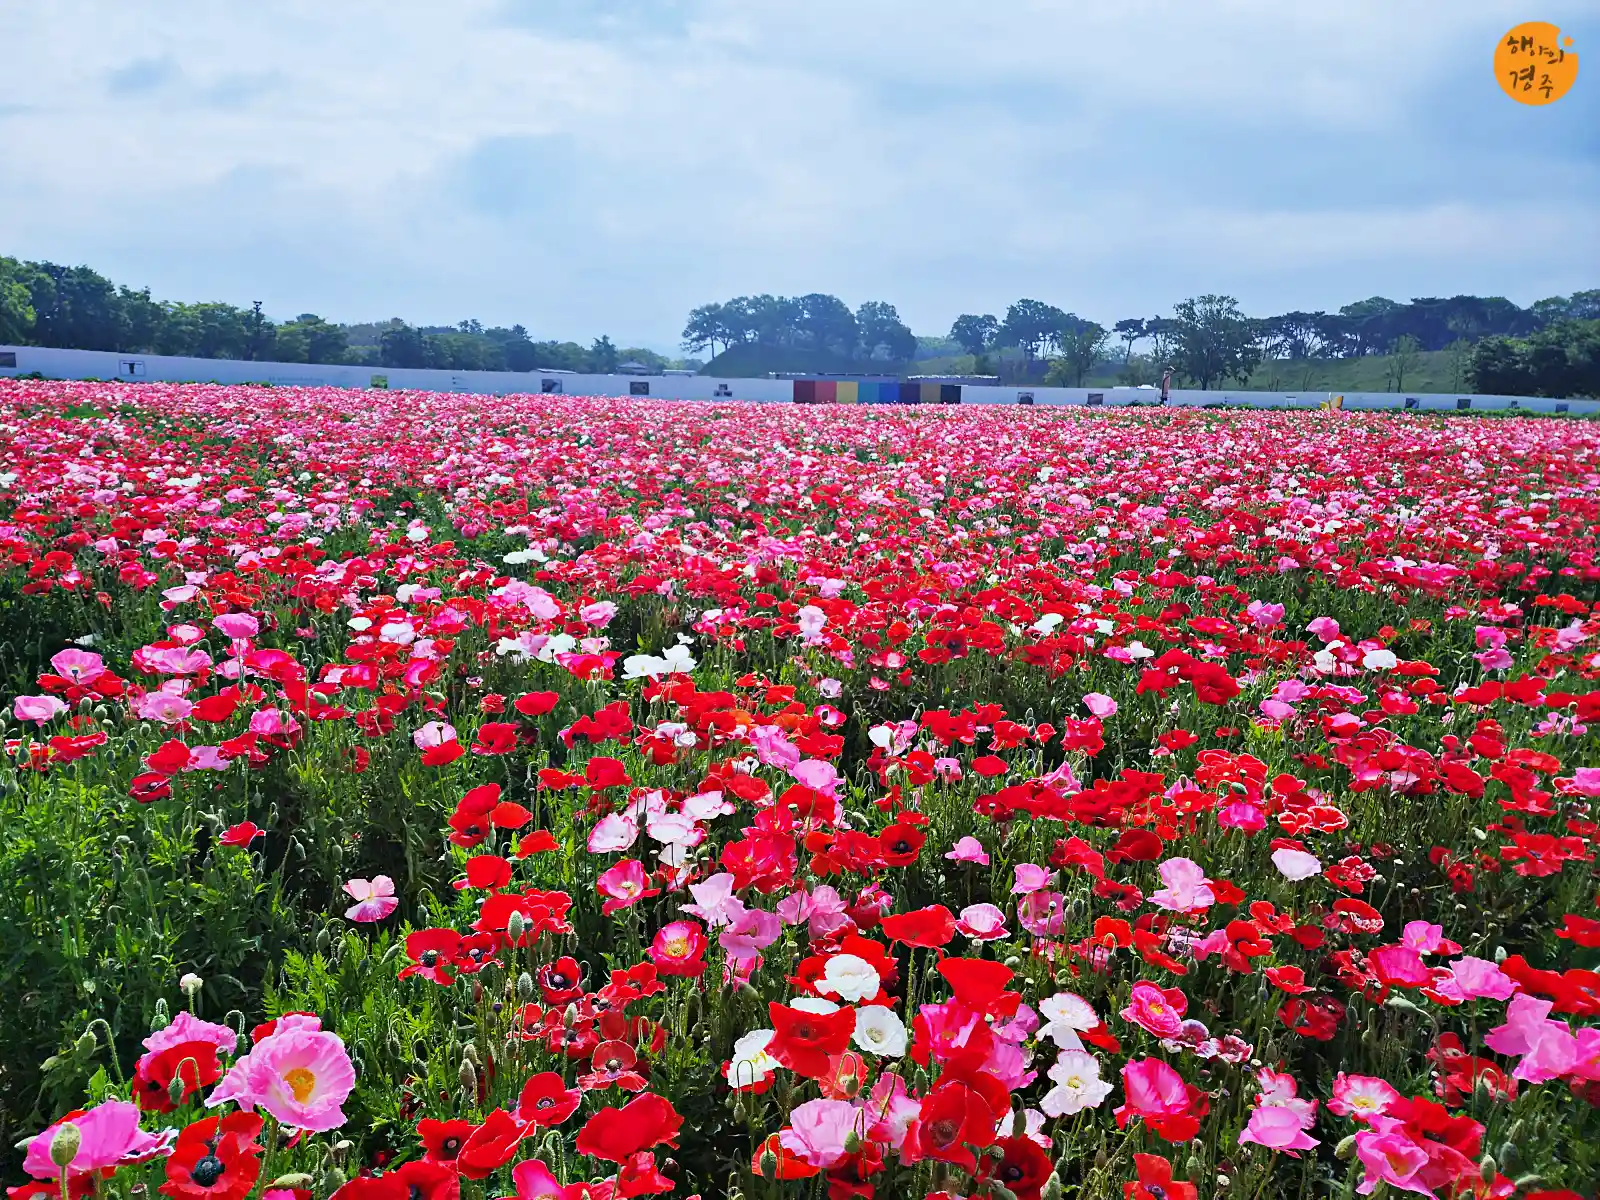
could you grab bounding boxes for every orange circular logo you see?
[1496,22,1578,104]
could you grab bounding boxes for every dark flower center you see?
[420,950,440,967]
[549,973,571,987]
[190,1155,227,1188]
[408,1186,423,1200]
[441,1137,461,1157]
[927,1118,959,1147]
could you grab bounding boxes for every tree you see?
[1445,337,1473,391]
[856,301,916,361]
[682,303,732,357]
[1047,319,1109,386]
[379,320,431,368]
[1170,294,1262,389]
[1386,334,1421,391]
[588,335,619,373]
[1144,315,1178,364]
[999,299,1069,363]
[950,314,1000,357]
[1112,318,1145,363]
[0,257,36,344]
[795,294,858,356]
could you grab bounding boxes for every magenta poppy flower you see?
[343,876,398,922]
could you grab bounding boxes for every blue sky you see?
[2,0,1596,350]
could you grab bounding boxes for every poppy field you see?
[3,379,1600,1200]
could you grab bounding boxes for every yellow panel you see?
[835,381,858,404]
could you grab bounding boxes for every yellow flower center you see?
[284,1066,317,1103]
[664,936,689,957]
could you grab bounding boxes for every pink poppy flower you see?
[1327,1073,1399,1121]
[1121,982,1186,1038]
[510,1158,567,1200]
[597,859,657,915]
[1246,600,1285,629]
[587,812,639,854]
[955,903,1009,941]
[1271,848,1322,881]
[22,1099,169,1181]
[208,1014,356,1131]
[343,876,398,922]
[13,695,68,724]
[681,872,743,928]
[50,648,106,686]
[777,1098,859,1169]
[1239,1104,1318,1154]
[1011,863,1052,894]
[945,836,990,865]
[719,906,782,965]
[1082,692,1118,718]
[1353,1124,1428,1193]
[212,613,260,639]
[1448,955,1518,1001]
[1148,857,1215,913]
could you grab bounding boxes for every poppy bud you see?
[74,1031,97,1058]
[844,1131,861,1154]
[1186,1155,1204,1178]
[315,928,331,954]
[1494,945,1507,964]
[1512,1175,1544,1191]
[563,1003,579,1028]
[1496,1141,1520,1173]
[991,1186,1018,1200]
[49,1122,81,1168]
[1478,1156,1496,1185]
[167,1057,198,1106]
[268,1176,314,1190]
[332,1141,353,1164]
[1003,956,1022,970]
[180,973,204,999]
[321,1169,347,1193]
[507,911,527,942]
[151,1000,170,1032]
[757,1148,778,1177]
[517,972,534,1001]
[458,1058,478,1092]
[1334,1134,1357,1160]
[1042,1174,1064,1200]
[462,1041,481,1065]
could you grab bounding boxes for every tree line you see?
[0,257,675,374]
[4,254,1594,395]
[681,295,918,362]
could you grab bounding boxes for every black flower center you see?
[441,1137,461,1157]
[190,1156,227,1188]
[420,950,440,967]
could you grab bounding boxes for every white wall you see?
[2,345,1595,414]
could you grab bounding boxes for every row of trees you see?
[937,292,1598,390]
[0,257,672,374]
[1469,321,1600,399]
[681,295,918,362]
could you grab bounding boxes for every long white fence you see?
[2,344,1594,414]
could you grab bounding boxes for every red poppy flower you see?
[876,820,926,866]
[518,1072,582,1126]
[133,1039,226,1112]
[986,1136,1052,1200]
[881,904,956,948]
[218,822,262,847]
[538,957,585,1004]
[455,1109,528,1179]
[399,929,463,985]
[418,1117,478,1167]
[574,1093,682,1163]
[471,722,518,755]
[515,829,561,856]
[937,958,1019,1019]
[159,1112,264,1200]
[750,1133,821,1180]
[912,1080,996,1173]
[514,691,560,716]
[490,801,533,829]
[392,1161,459,1200]
[1124,1153,1198,1200]
[767,1001,856,1079]
[453,855,513,892]
[578,1041,648,1093]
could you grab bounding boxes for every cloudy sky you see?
[2,0,1596,348]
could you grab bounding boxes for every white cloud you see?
[0,0,1594,345]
